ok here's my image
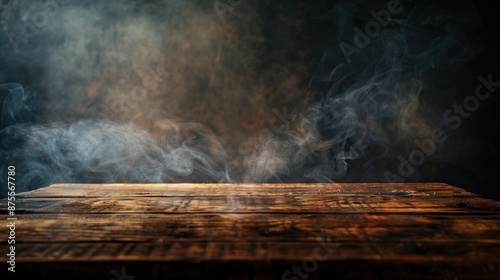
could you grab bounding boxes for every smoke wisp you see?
[0,0,492,197]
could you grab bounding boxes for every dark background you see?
[442,0,500,199]
[0,0,499,199]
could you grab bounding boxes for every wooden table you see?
[1,183,500,279]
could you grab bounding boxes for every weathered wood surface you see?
[1,183,500,279]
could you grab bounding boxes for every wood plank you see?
[2,214,499,244]
[8,194,500,214]
[2,242,499,263]
[0,183,499,279]
[17,183,476,198]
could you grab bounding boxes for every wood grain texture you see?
[1,183,499,280]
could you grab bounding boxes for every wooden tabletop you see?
[1,183,500,279]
